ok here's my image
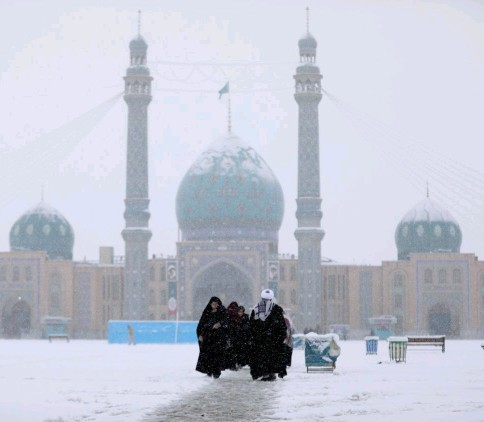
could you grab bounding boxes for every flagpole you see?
[218,82,231,133]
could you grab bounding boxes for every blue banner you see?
[108,320,198,344]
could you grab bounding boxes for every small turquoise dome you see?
[298,32,317,49]
[129,35,147,50]
[395,198,462,260]
[10,202,75,260]
[176,133,284,241]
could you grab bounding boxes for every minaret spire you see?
[294,11,324,332]
[426,181,429,198]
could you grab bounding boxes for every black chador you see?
[195,297,228,379]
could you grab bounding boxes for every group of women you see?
[195,289,294,381]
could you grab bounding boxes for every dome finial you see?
[138,10,142,36]
[306,6,310,33]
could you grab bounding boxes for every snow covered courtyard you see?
[1,339,483,421]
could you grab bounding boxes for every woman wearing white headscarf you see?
[249,289,287,381]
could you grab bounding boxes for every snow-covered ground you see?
[1,339,483,421]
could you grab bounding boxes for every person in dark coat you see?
[279,313,295,378]
[195,296,228,379]
[224,301,239,370]
[249,289,287,381]
[235,305,251,368]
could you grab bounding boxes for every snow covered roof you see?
[176,132,284,241]
[395,197,462,260]
[10,201,74,260]
[400,197,459,225]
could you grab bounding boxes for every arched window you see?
[112,277,120,301]
[25,266,33,282]
[278,289,285,305]
[452,269,461,284]
[160,290,167,305]
[424,268,433,284]
[393,273,404,288]
[290,266,296,280]
[279,265,285,281]
[438,269,447,284]
[13,266,20,282]
[290,289,297,305]
[49,273,62,315]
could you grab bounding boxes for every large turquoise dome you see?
[176,133,284,241]
[10,202,75,260]
[395,197,462,260]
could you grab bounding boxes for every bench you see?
[48,334,70,342]
[406,335,445,353]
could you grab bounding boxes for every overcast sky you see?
[1,0,484,264]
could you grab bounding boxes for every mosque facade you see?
[0,27,483,340]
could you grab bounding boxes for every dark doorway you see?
[2,300,31,338]
[192,262,253,317]
[428,303,452,336]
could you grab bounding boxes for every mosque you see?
[1,23,483,340]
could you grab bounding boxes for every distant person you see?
[249,289,287,381]
[127,325,135,345]
[195,296,228,379]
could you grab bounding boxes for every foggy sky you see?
[1,0,483,264]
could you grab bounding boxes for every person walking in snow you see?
[249,289,287,381]
[127,324,135,345]
[279,313,295,378]
[195,296,228,379]
[235,305,251,368]
[225,301,240,370]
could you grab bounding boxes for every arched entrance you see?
[192,262,254,317]
[1,300,31,338]
[428,303,452,336]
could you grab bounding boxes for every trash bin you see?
[305,333,341,372]
[364,336,379,355]
[388,336,408,363]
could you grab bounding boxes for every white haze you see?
[1,0,484,265]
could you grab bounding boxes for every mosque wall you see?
[0,249,483,339]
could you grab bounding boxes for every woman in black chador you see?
[235,305,251,368]
[225,302,252,370]
[249,289,288,381]
[195,296,228,379]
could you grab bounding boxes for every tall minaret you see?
[294,8,324,331]
[122,15,153,319]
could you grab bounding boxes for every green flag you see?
[218,82,230,99]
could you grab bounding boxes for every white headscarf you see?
[253,289,275,321]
